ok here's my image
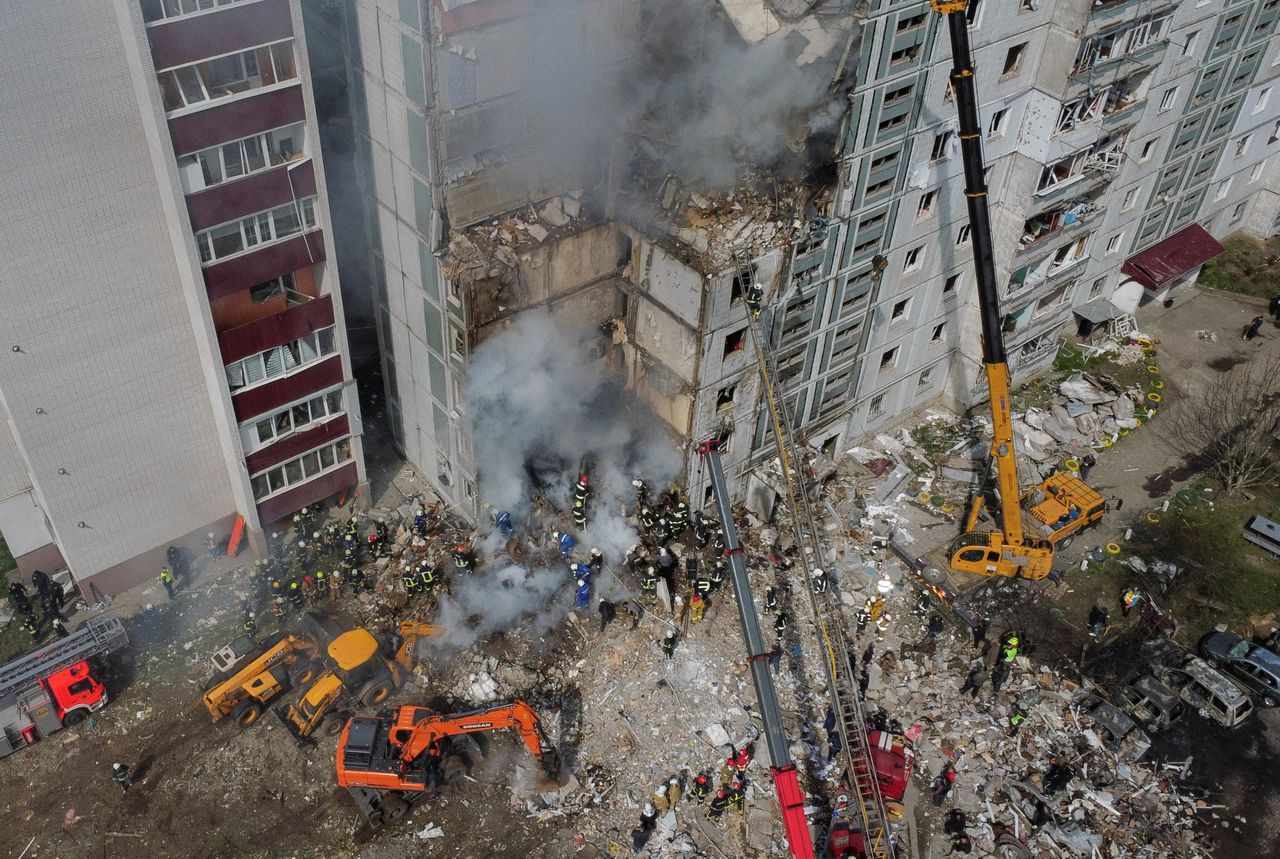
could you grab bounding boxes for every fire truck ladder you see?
[0,614,128,700]
[731,251,895,859]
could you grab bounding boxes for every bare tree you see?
[1169,355,1280,494]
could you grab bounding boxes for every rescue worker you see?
[868,595,885,622]
[329,569,344,600]
[159,567,176,600]
[272,594,286,621]
[811,567,828,595]
[640,566,658,596]
[652,785,670,814]
[665,776,682,808]
[570,561,592,580]
[452,543,475,575]
[875,611,892,638]
[1088,604,1109,637]
[348,565,366,594]
[764,586,779,614]
[689,771,712,803]
[632,803,657,853]
[402,565,421,597]
[418,562,438,593]
[1000,631,1020,663]
[552,530,576,559]
[292,508,308,539]
[912,589,931,619]
[413,507,429,538]
[495,510,514,538]
[588,548,604,575]
[662,629,678,659]
[1121,587,1143,617]
[314,569,328,603]
[709,560,727,591]
[52,617,70,639]
[287,580,304,612]
[671,492,689,530]
[713,529,728,556]
[728,779,746,814]
[632,478,649,507]
[598,599,616,631]
[693,573,712,599]
[1008,710,1027,737]
[573,475,590,528]
[774,612,788,635]
[375,517,390,548]
[745,281,764,319]
[707,789,730,821]
[693,512,711,548]
[111,763,133,792]
[575,578,592,611]
[42,592,66,623]
[31,569,52,604]
[267,530,284,560]
[690,593,706,623]
[243,609,257,640]
[21,617,39,640]
[655,516,671,545]
[927,613,945,639]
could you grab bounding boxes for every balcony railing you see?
[1016,200,1104,258]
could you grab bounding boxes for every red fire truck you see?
[1,614,128,757]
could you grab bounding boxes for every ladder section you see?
[734,253,895,859]
[0,614,128,699]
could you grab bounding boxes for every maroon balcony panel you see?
[203,231,325,301]
[168,86,305,156]
[148,0,293,71]
[219,294,335,363]
[245,415,350,474]
[257,462,358,524]
[233,356,344,421]
[186,161,313,232]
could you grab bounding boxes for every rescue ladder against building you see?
[696,439,815,859]
[719,247,896,857]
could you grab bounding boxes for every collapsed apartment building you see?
[324,0,1280,518]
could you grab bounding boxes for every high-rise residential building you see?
[335,0,1278,516]
[0,0,366,594]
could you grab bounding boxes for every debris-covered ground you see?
[3,286,1278,859]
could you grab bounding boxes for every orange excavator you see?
[335,699,560,827]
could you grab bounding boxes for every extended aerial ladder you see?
[716,250,896,859]
[931,0,1105,581]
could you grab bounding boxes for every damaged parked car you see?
[1199,632,1280,707]
[1117,674,1185,733]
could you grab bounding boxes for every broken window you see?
[879,347,898,370]
[956,225,972,247]
[1056,89,1109,133]
[930,131,954,160]
[716,384,737,410]
[889,45,921,66]
[943,273,960,294]
[891,299,909,321]
[723,328,747,358]
[988,107,1009,137]
[903,246,924,272]
[1235,134,1252,157]
[158,41,296,112]
[730,264,755,304]
[916,190,936,220]
[896,12,926,34]
[931,323,946,342]
[1003,43,1027,77]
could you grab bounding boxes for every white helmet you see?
[813,568,825,577]
[313,532,321,540]
[591,548,602,557]
[577,579,586,587]
[643,802,655,815]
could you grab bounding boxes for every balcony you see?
[146,0,292,71]
[202,230,325,301]
[1016,194,1105,259]
[256,461,358,524]
[186,160,315,232]
[169,86,307,156]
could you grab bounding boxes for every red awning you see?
[1121,224,1225,291]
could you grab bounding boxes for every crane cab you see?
[1022,473,1106,547]
[947,531,1054,580]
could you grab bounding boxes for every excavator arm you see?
[390,699,556,770]
[931,1,1054,580]
[393,620,445,669]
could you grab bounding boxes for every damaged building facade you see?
[334,0,1280,518]
[0,0,366,592]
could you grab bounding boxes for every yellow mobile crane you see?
[932,1,1106,581]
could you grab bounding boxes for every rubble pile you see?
[441,191,587,287]
[1013,370,1154,473]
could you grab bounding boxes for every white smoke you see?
[433,561,569,650]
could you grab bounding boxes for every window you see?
[917,367,934,390]
[451,326,467,358]
[1255,88,1272,114]
[1049,236,1089,273]
[877,113,909,134]
[884,83,915,106]
[865,177,895,198]
[889,45,921,66]
[1236,135,1252,158]
[896,13,927,34]
[870,151,899,171]
[943,274,960,294]
[176,123,306,193]
[903,246,924,273]
[868,393,886,419]
[1159,88,1178,112]
[956,225,972,247]
[1270,121,1280,145]
[988,107,1009,138]
[891,299,910,321]
[1003,43,1028,77]
[1182,31,1199,58]
[723,328,747,358]
[249,273,293,304]
[142,0,257,24]
[716,385,736,410]
[195,197,319,265]
[1231,201,1248,222]
[1073,13,1172,73]
[1139,140,1156,162]
[879,347,899,370]
[1215,178,1231,200]
[931,323,946,342]
[1034,283,1071,317]
[158,41,297,113]
[931,130,954,160]
[1019,0,1037,10]
[224,326,338,392]
[1251,159,1267,182]
[250,438,353,500]
[1122,188,1138,211]
[916,190,937,220]
[241,387,345,451]
[1105,234,1123,255]
[1089,276,1106,298]
[965,0,982,26]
